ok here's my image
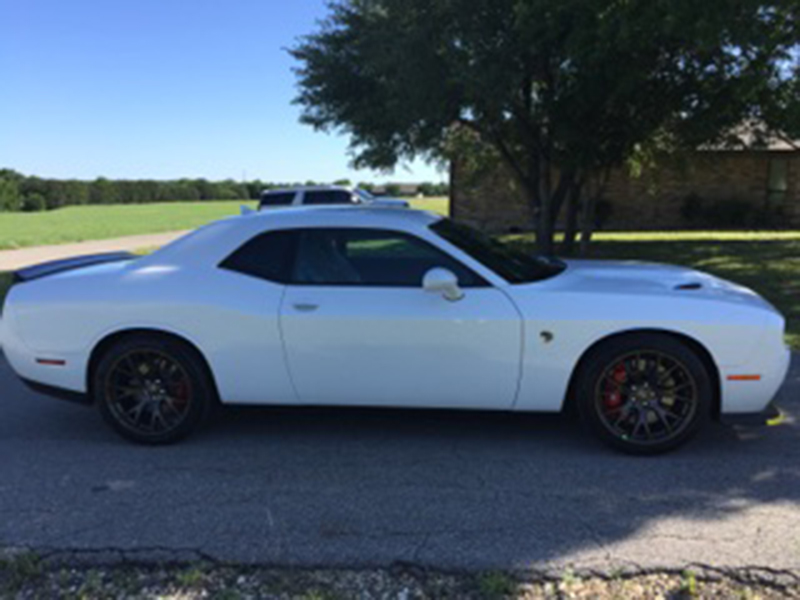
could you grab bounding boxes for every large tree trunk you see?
[535,150,556,257]
[578,169,611,256]
[537,198,554,256]
[578,191,597,257]
[561,180,582,256]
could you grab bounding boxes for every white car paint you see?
[281,285,522,409]
[0,206,790,418]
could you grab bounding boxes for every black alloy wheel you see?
[575,334,712,454]
[94,335,213,444]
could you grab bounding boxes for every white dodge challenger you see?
[0,207,790,453]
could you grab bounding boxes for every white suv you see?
[259,186,409,210]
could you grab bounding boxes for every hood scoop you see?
[675,282,703,291]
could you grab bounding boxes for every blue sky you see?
[0,0,444,183]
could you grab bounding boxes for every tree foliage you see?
[292,0,799,254]
[0,170,449,213]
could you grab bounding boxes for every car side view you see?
[0,207,790,454]
[259,185,409,209]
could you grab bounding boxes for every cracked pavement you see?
[1,352,799,573]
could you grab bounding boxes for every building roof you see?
[703,123,800,152]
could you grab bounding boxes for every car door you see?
[279,228,522,409]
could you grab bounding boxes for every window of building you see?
[768,158,789,207]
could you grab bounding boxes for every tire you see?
[574,333,712,455]
[93,334,214,445]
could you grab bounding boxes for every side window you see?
[220,231,297,283]
[304,191,354,205]
[260,192,295,207]
[292,228,487,287]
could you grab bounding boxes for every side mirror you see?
[423,268,464,302]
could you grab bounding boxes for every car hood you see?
[553,259,778,312]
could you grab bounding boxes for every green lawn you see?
[0,197,450,251]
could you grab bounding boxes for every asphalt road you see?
[1,352,799,574]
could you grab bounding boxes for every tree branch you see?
[457,115,539,210]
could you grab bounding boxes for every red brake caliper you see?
[172,380,190,409]
[604,363,627,410]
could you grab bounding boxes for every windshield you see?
[430,219,566,284]
[354,188,376,201]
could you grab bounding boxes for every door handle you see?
[293,303,319,312]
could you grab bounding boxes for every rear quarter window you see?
[219,231,297,283]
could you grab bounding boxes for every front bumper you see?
[720,402,787,427]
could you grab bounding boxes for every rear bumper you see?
[720,402,787,427]
[20,377,92,406]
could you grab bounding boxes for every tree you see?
[357,181,375,193]
[385,183,401,197]
[418,182,449,197]
[291,0,799,255]
[21,193,46,212]
[90,178,121,205]
[246,180,266,200]
[418,182,436,197]
[0,177,21,212]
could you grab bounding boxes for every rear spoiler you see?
[13,252,137,284]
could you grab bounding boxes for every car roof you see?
[239,204,440,229]
[261,185,356,195]
[144,206,444,267]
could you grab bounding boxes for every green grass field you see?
[0,197,450,251]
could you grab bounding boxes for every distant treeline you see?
[0,169,449,212]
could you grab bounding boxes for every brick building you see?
[451,139,800,232]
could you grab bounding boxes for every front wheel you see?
[574,334,712,455]
[93,335,214,445]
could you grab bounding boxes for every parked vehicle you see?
[0,207,789,453]
[259,185,409,209]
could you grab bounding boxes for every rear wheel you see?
[93,335,213,444]
[574,334,712,455]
